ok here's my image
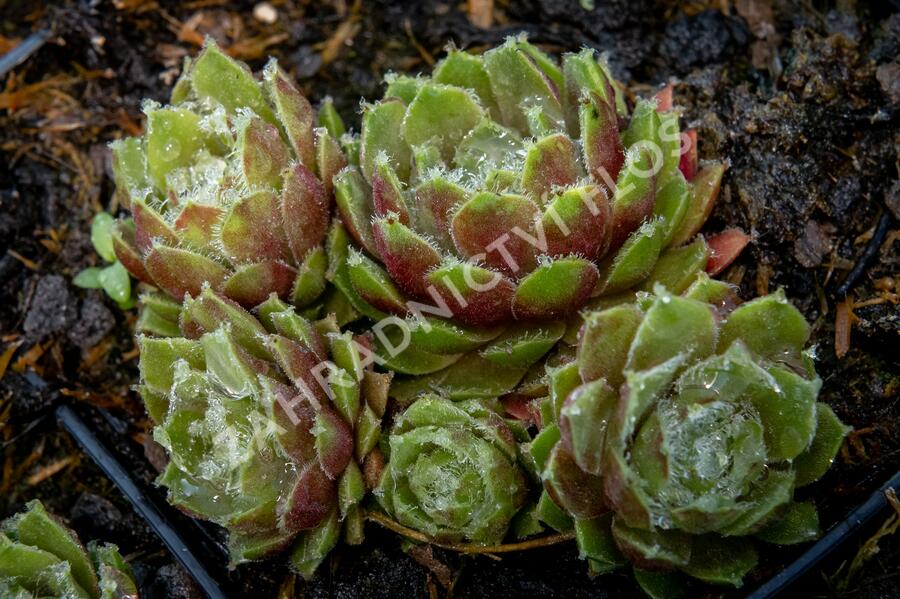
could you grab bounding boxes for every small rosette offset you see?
[376,395,529,545]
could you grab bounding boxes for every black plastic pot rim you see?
[56,404,227,599]
[55,402,900,599]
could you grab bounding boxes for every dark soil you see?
[1,1,898,598]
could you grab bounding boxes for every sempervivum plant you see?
[534,276,850,595]
[330,36,746,382]
[138,286,388,577]
[110,39,346,309]
[376,395,529,545]
[0,500,138,599]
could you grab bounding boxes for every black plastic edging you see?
[56,404,227,599]
[0,29,51,78]
[747,469,900,598]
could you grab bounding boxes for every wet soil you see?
[1,1,898,597]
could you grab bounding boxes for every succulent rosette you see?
[110,39,347,309]
[0,500,138,599]
[532,275,850,594]
[328,36,746,395]
[138,286,389,577]
[376,395,529,544]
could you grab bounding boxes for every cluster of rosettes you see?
[329,37,745,363]
[0,501,138,599]
[110,41,345,309]
[139,286,387,575]
[316,36,756,413]
[103,37,847,595]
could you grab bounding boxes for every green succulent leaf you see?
[191,39,275,123]
[90,213,117,263]
[361,100,411,183]
[793,403,851,487]
[346,248,409,314]
[370,326,461,376]
[407,317,505,355]
[405,83,484,161]
[638,236,709,295]
[536,489,574,532]
[577,303,643,388]
[574,514,626,572]
[0,501,138,599]
[513,258,598,320]
[634,569,688,599]
[317,96,346,138]
[611,519,691,570]
[596,218,666,294]
[483,38,564,134]
[73,267,104,290]
[668,163,725,247]
[479,321,565,369]
[389,351,528,401]
[383,74,422,105]
[98,261,131,304]
[626,289,716,372]
[754,501,820,545]
[679,535,757,588]
[433,50,499,118]
[653,172,690,247]
[326,220,387,321]
[290,509,341,580]
[560,379,617,475]
[718,289,811,365]
[110,137,148,208]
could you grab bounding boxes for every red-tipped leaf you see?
[281,163,330,262]
[373,216,442,297]
[705,228,750,276]
[451,191,539,277]
[220,191,292,264]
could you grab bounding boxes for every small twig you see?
[832,487,900,594]
[835,211,893,298]
[887,488,900,518]
[365,510,576,555]
[25,455,76,485]
[467,0,494,29]
[403,19,435,66]
[834,299,853,359]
